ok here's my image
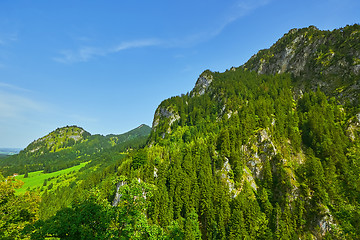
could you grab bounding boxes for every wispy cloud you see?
[192,0,271,42]
[160,0,271,48]
[0,33,18,69]
[53,47,107,63]
[113,39,162,52]
[0,82,44,121]
[54,0,270,64]
[236,0,270,17]
[0,82,32,92]
[0,91,44,119]
[54,38,162,64]
[0,33,18,46]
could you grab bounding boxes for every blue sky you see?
[0,0,359,148]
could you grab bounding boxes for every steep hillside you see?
[23,126,91,157]
[243,24,360,104]
[0,124,151,176]
[136,25,360,239]
[8,25,360,239]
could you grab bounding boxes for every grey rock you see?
[191,72,213,96]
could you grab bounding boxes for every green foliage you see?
[18,63,359,239]
[4,25,360,239]
[28,198,113,239]
[15,161,89,194]
[244,24,360,106]
[143,64,360,238]
[131,149,148,170]
[27,178,174,239]
[0,173,40,239]
[0,124,151,176]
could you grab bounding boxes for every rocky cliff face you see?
[191,70,214,97]
[243,24,360,104]
[145,24,360,239]
[152,105,180,139]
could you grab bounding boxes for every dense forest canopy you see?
[1,25,360,239]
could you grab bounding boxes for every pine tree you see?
[184,209,202,240]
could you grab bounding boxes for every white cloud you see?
[54,38,162,64]
[0,91,44,119]
[53,0,270,64]
[0,33,18,46]
[163,0,271,48]
[0,82,45,121]
[53,46,107,63]
[113,39,162,52]
[207,0,271,38]
[0,82,31,92]
[236,0,270,16]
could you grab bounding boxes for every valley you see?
[1,24,360,239]
[0,148,22,158]
[14,161,90,194]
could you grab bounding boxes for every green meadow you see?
[15,161,89,194]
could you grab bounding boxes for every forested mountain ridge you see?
[2,25,360,239]
[0,124,151,176]
[22,125,91,157]
[243,24,360,104]
[143,24,360,239]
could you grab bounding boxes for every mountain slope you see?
[243,24,360,104]
[9,25,360,239]
[129,25,360,239]
[23,125,91,157]
[0,124,151,176]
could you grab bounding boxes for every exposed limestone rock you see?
[153,167,158,178]
[191,71,214,96]
[152,106,180,135]
[243,167,257,191]
[159,107,175,118]
[353,64,360,74]
[112,181,126,207]
[226,110,238,119]
[218,157,237,197]
[69,135,83,141]
[346,112,360,141]
[242,129,277,179]
[244,25,360,104]
[317,206,335,238]
[168,113,180,128]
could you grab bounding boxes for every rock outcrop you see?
[191,70,214,96]
[243,24,360,104]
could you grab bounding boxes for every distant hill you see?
[0,124,151,176]
[5,25,360,239]
[0,148,22,155]
[22,125,91,158]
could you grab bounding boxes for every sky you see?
[0,0,359,148]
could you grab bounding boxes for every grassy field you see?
[15,161,89,194]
